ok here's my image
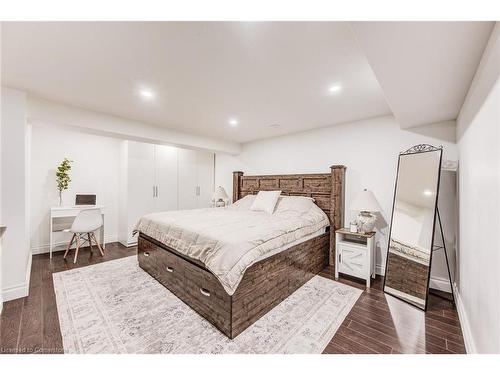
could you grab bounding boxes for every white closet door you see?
[177,148,198,210]
[196,151,214,208]
[155,145,178,212]
[127,141,156,243]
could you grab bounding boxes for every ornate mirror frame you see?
[383,144,443,310]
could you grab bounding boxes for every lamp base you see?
[356,211,376,234]
[215,199,226,208]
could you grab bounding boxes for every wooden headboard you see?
[232,165,346,265]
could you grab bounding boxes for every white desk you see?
[50,205,106,259]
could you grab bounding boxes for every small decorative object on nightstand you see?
[212,186,229,207]
[349,221,358,233]
[335,228,376,287]
[349,189,381,234]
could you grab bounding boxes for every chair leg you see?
[87,233,93,252]
[64,234,76,259]
[92,232,105,257]
[73,235,81,264]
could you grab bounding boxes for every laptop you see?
[75,194,96,206]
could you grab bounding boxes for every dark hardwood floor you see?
[0,242,466,354]
[319,267,465,354]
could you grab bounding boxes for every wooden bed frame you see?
[137,166,346,338]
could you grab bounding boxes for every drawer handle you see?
[144,252,150,257]
[199,288,211,297]
[166,266,174,273]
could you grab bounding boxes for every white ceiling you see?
[1,22,494,143]
[351,21,495,128]
[1,22,391,143]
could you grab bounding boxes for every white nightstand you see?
[335,228,376,287]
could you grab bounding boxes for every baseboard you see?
[119,240,137,247]
[429,276,452,293]
[375,264,385,276]
[2,252,32,302]
[453,282,475,354]
[31,234,118,255]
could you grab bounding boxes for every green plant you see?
[56,158,73,194]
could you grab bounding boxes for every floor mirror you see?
[383,144,443,310]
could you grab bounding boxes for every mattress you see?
[254,227,327,263]
[135,195,329,295]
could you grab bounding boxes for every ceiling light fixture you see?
[423,190,434,197]
[139,89,155,100]
[228,118,239,127]
[328,84,342,94]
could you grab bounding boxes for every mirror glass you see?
[384,148,442,310]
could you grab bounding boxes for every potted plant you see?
[56,158,73,206]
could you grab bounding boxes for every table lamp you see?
[349,189,381,233]
[212,186,229,207]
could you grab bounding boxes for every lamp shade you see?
[212,186,229,201]
[349,189,381,212]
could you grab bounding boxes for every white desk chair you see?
[63,208,105,263]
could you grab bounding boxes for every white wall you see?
[429,170,458,293]
[1,87,31,302]
[0,65,3,313]
[455,23,500,354]
[30,124,122,253]
[27,96,241,155]
[215,115,458,275]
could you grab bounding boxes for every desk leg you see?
[49,216,53,259]
[101,214,105,249]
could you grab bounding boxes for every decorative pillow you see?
[274,196,317,214]
[230,194,256,209]
[250,190,282,214]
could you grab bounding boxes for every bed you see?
[136,166,346,338]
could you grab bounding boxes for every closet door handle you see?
[153,186,155,197]
[196,186,200,196]
[156,186,158,197]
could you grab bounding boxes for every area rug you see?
[53,256,361,354]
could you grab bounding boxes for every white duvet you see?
[135,195,329,295]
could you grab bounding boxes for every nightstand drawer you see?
[337,243,367,279]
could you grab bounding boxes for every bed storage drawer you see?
[137,234,231,337]
[138,236,160,278]
[154,246,184,296]
[183,259,232,335]
[138,236,183,294]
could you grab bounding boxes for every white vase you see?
[356,211,376,233]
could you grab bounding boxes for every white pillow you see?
[230,195,256,209]
[274,196,317,214]
[250,190,282,214]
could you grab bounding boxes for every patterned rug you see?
[53,256,361,354]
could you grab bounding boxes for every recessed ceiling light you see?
[139,89,155,100]
[268,123,280,128]
[423,190,434,197]
[328,84,342,94]
[228,118,239,127]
